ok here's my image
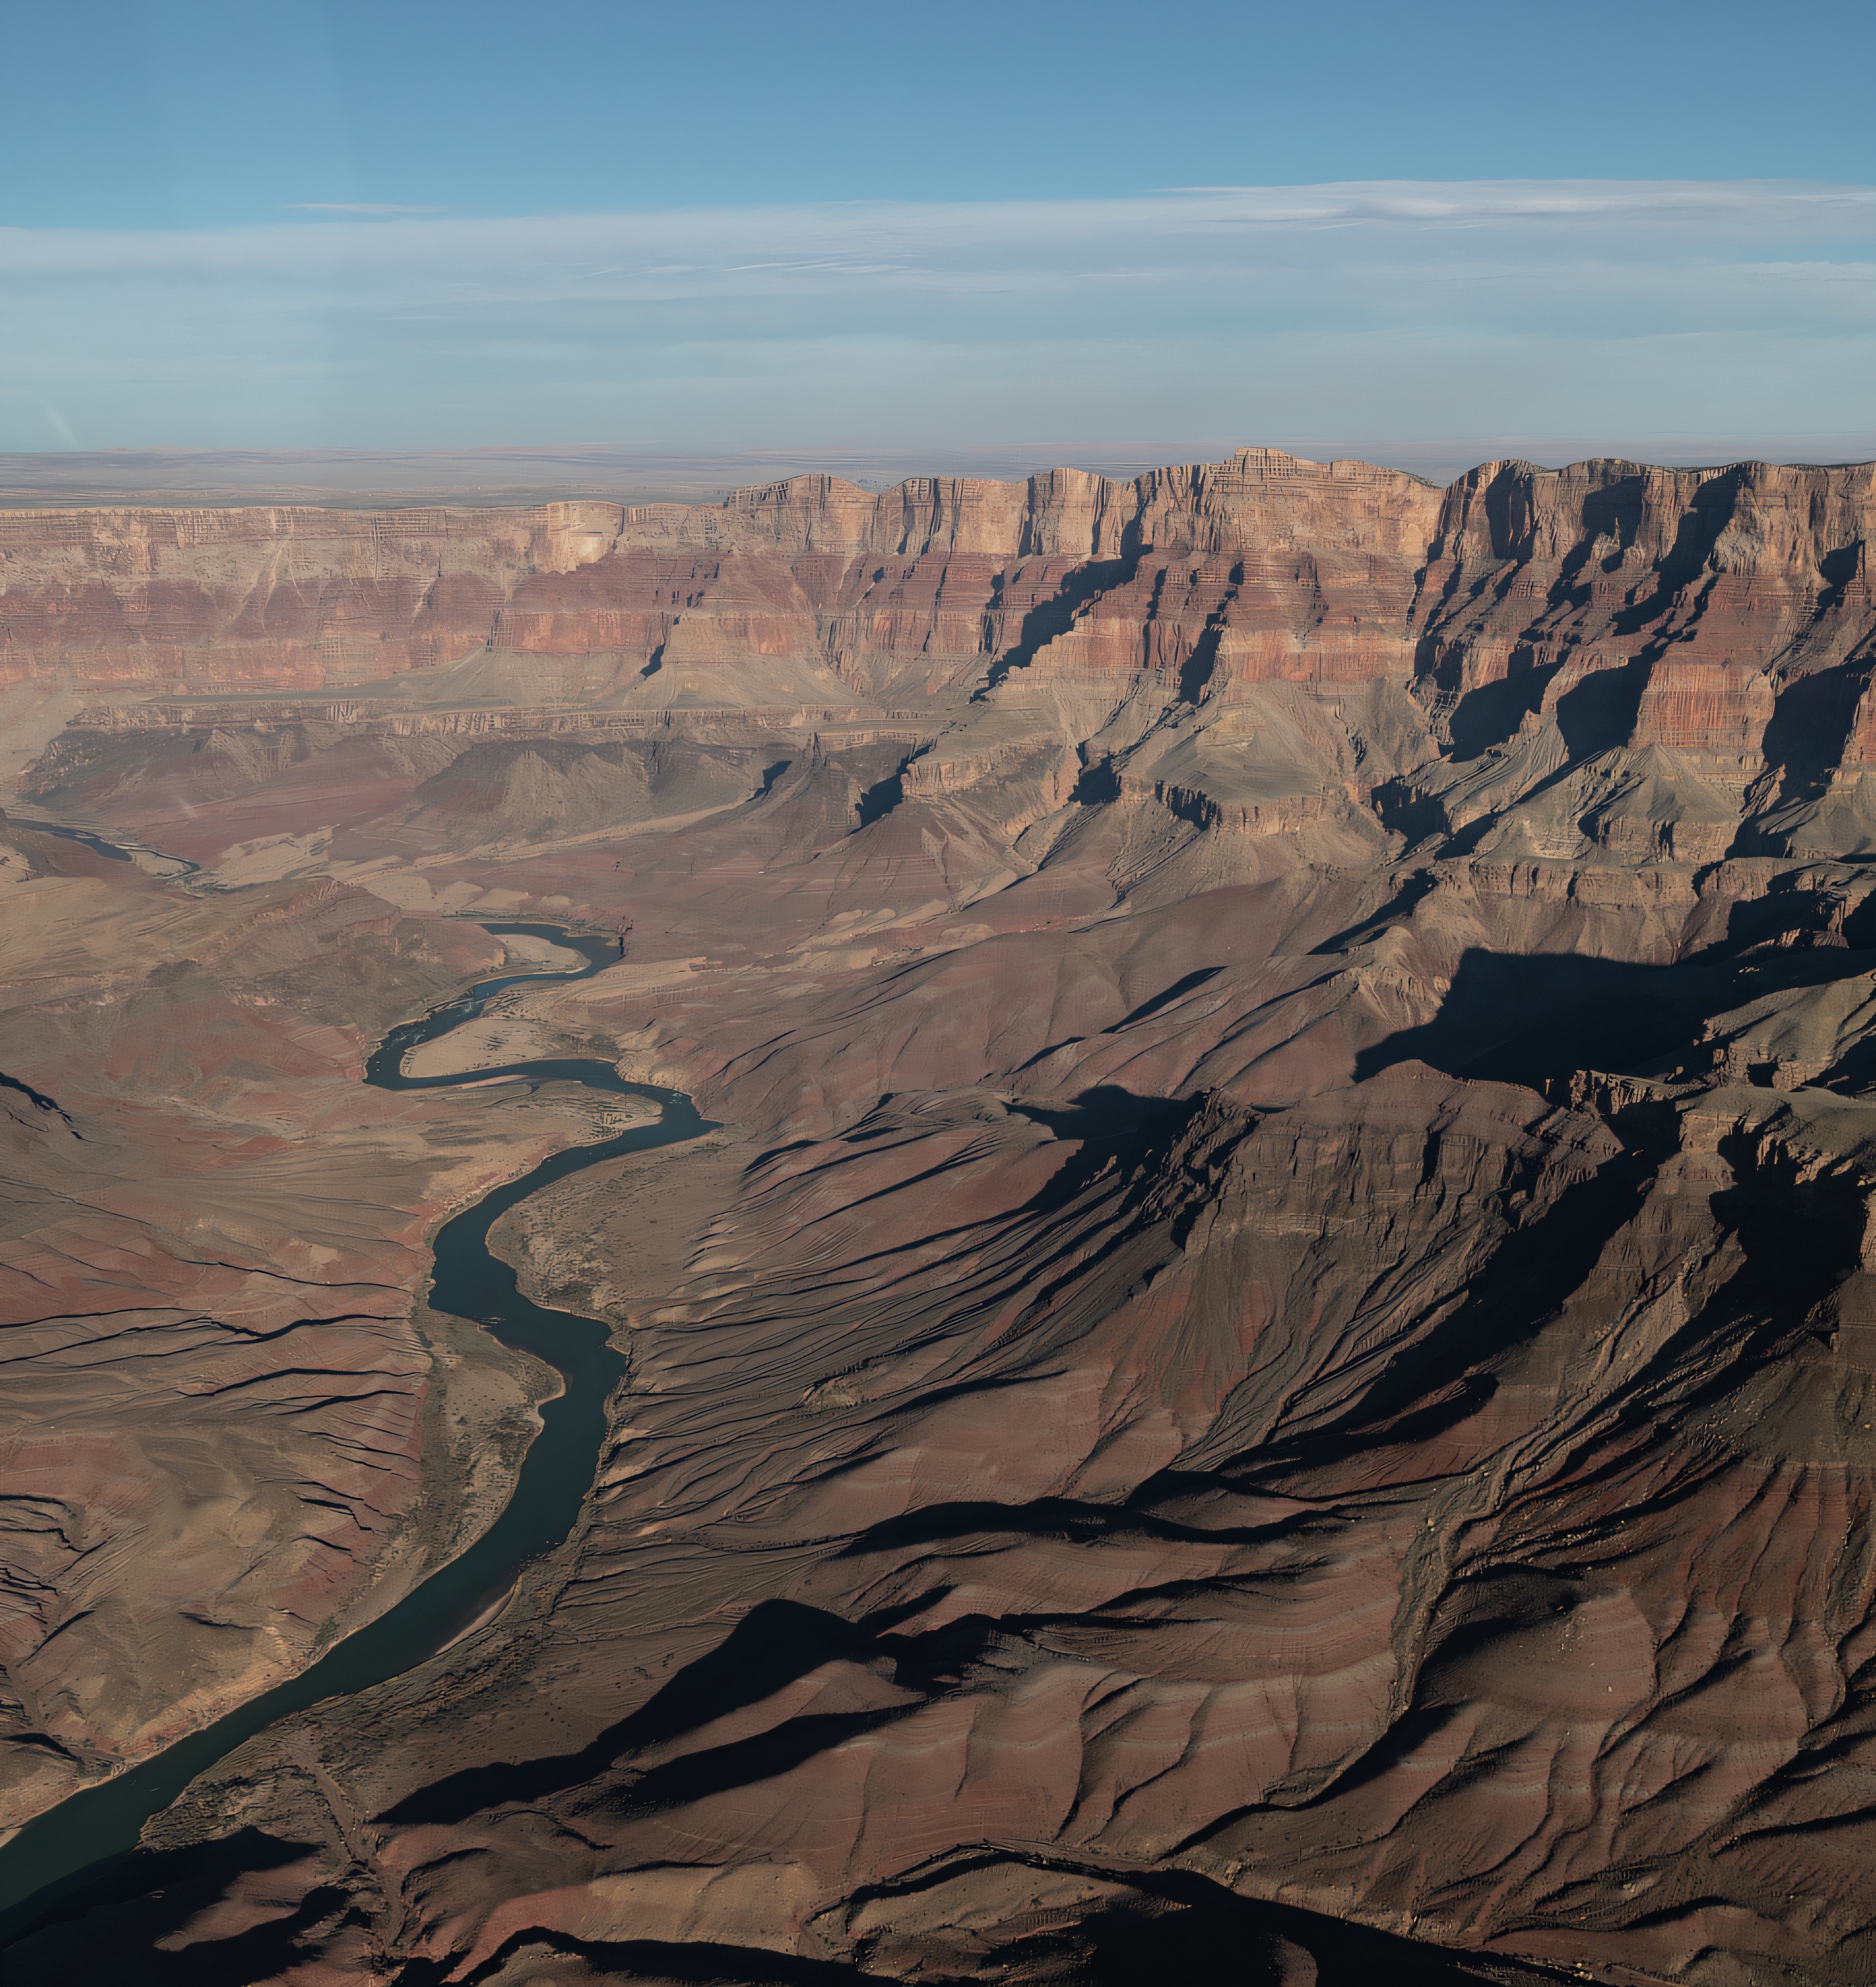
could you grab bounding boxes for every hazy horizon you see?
[5,432,1876,515]
[7,182,1874,462]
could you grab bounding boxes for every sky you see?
[2,0,1874,469]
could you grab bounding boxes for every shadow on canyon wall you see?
[15,1820,1561,1987]
[1354,934,1876,1093]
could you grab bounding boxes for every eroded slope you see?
[10,449,1876,1983]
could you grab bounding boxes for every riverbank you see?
[0,919,713,1942]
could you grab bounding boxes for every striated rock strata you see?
[9,450,1876,1983]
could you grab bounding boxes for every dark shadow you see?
[1355,948,1686,1086]
[1819,540,1865,600]
[833,1491,1308,1567]
[1756,660,1865,801]
[0,1070,73,1124]
[1610,468,1743,634]
[1012,1033,1086,1072]
[439,1935,908,1987]
[1352,944,1867,1091]
[1432,808,1514,860]
[853,766,905,827]
[990,1090,1213,1284]
[1479,461,1537,562]
[1369,777,1453,846]
[975,555,1136,698]
[1070,753,1120,805]
[1623,1120,1872,1391]
[378,1599,898,1825]
[855,749,926,830]
[1177,617,1223,704]
[1310,870,1441,953]
[425,1887,1558,1987]
[616,1707,915,1815]
[1820,1033,1876,1096]
[638,639,665,680]
[840,1850,1572,1986]
[1106,965,1223,1029]
[1445,668,1553,760]
[1156,784,1214,831]
[1176,560,1248,715]
[1572,472,1649,564]
[1252,1152,1657,1473]
[1011,1085,1203,1151]
[1725,879,1860,953]
[1552,655,1649,760]
[1,1829,332,1984]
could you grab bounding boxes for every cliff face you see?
[9,453,1874,787]
[1411,457,1876,766]
[16,451,1876,1986]
[0,503,620,690]
[0,454,1440,707]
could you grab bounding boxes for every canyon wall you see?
[10,449,1876,1985]
[7,451,1874,789]
[0,453,1443,706]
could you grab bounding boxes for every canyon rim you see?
[4,445,1876,1983]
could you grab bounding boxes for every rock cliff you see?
[9,448,1876,1984]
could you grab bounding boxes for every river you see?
[0,920,711,1938]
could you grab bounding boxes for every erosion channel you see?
[0,919,713,1939]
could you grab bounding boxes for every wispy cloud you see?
[1,183,1872,454]
[285,202,445,215]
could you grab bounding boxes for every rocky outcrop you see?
[18,449,1876,1985]
[12,451,1876,819]
[0,504,621,691]
[0,454,1438,710]
[1410,457,1876,768]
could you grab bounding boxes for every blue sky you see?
[3,0,1874,463]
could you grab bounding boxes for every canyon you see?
[3,446,1876,1983]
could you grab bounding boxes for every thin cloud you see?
[1,182,1872,453]
[286,202,444,215]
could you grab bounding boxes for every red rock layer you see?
[17,454,1876,1986]
[0,455,1440,706]
[0,504,618,690]
[1412,457,1876,777]
[15,454,1876,780]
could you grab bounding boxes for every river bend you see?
[0,921,709,1937]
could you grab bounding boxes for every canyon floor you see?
[5,449,1876,1983]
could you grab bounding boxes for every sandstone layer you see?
[6,451,1876,1984]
